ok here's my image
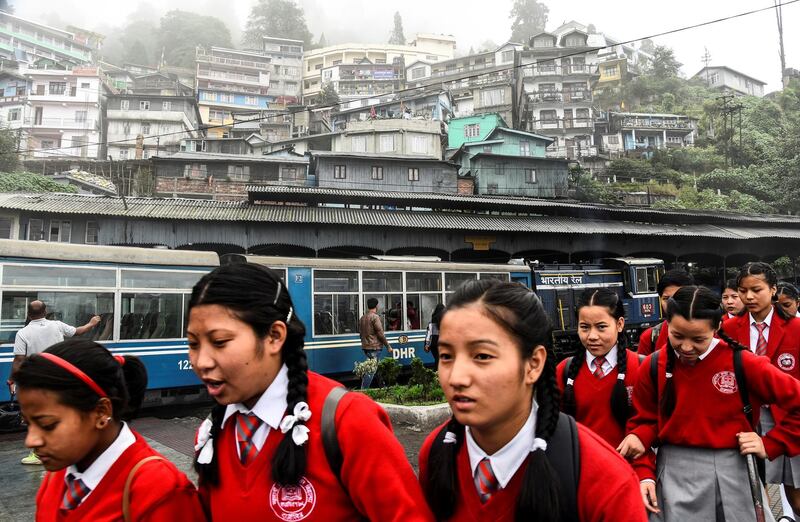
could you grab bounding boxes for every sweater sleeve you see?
[336,394,434,522]
[626,354,659,450]
[632,449,658,482]
[743,351,800,459]
[637,329,653,356]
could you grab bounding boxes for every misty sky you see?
[12,0,799,92]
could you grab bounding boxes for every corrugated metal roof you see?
[2,193,800,240]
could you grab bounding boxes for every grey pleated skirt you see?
[649,445,775,522]
[760,406,800,487]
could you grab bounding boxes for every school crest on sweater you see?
[779,353,796,371]
[712,371,737,394]
[270,477,317,521]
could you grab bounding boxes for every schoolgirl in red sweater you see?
[187,263,433,521]
[722,278,745,321]
[557,288,641,449]
[624,286,800,521]
[13,339,204,522]
[720,262,800,518]
[636,270,693,356]
[418,279,646,522]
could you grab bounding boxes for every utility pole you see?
[775,0,787,89]
[702,48,714,137]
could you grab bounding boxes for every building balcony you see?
[532,118,594,132]
[26,117,97,130]
[196,70,269,87]
[545,144,598,159]
[522,65,597,78]
[619,117,695,130]
[196,53,271,71]
[429,61,499,78]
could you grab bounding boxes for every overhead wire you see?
[4,0,797,158]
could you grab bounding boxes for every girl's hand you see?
[617,434,646,459]
[737,432,767,459]
[640,481,660,514]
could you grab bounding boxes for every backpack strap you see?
[123,456,165,522]
[733,349,755,429]
[651,321,663,346]
[322,386,348,482]
[545,412,581,522]
[562,356,574,388]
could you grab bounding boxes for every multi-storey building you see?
[0,11,95,68]
[195,46,273,138]
[518,30,600,159]
[691,66,766,97]
[405,43,520,126]
[106,93,202,160]
[331,119,444,160]
[0,68,31,141]
[22,65,109,159]
[596,111,697,158]
[302,36,455,105]
[330,89,452,131]
[261,36,303,107]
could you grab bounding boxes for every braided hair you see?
[660,286,747,418]
[562,288,630,428]
[424,279,563,522]
[189,263,309,487]
[736,262,793,321]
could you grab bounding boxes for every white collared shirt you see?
[727,312,737,320]
[221,364,288,458]
[465,400,538,489]
[673,337,720,362]
[585,345,618,377]
[749,307,774,353]
[64,422,136,506]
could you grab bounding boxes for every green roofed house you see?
[448,118,569,198]
[447,113,508,150]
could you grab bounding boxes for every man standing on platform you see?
[6,300,100,465]
[358,298,391,389]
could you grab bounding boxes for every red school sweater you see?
[198,371,434,522]
[35,432,204,522]
[556,349,641,447]
[636,322,669,357]
[418,422,647,522]
[626,343,800,481]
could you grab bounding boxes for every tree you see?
[243,0,313,48]
[317,32,328,48]
[318,82,340,107]
[477,40,499,53]
[388,12,406,45]
[0,127,18,172]
[509,0,549,44]
[649,45,682,81]
[158,11,232,69]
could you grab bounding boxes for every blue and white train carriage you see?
[0,240,531,403]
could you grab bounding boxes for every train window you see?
[407,272,442,292]
[480,273,510,281]
[635,267,658,294]
[362,271,402,293]
[121,270,206,289]
[365,293,404,331]
[120,293,184,339]
[314,270,358,292]
[445,273,477,292]
[313,294,358,336]
[2,265,116,287]
[0,291,114,343]
[407,293,441,330]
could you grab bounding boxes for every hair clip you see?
[195,417,214,464]
[114,355,125,366]
[566,378,575,386]
[665,372,673,379]
[531,437,548,452]
[280,402,311,446]
[273,281,282,305]
[617,373,626,380]
[443,431,457,444]
[286,307,293,323]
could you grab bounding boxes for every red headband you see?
[38,353,109,398]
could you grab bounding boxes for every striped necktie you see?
[474,457,499,504]
[236,413,263,466]
[61,474,90,511]
[754,323,768,356]
[593,355,607,379]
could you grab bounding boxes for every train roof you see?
[234,254,524,272]
[0,239,220,267]
[606,257,665,266]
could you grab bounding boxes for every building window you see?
[464,123,480,138]
[408,167,420,181]
[49,82,66,95]
[603,65,618,77]
[497,163,506,176]
[501,50,514,63]
[411,135,429,154]
[119,149,128,159]
[481,88,505,107]
[666,136,683,144]
[141,123,150,134]
[282,167,299,180]
[351,135,366,152]
[8,108,20,121]
[487,183,498,194]
[520,141,531,156]
[123,122,131,134]
[525,168,537,184]
[139,100,150,110]
[245,96,258,105]
[201,92,215,101]
[0,217,12,239]
[379,134,394,152]
[49,220,71,243]
[411,66,426,80]
[85,221,98,244]
[709,73,719,85]
[74,110,87,123]
[80,82,90,89]
[483,146,493,153]
[185,163,207,179]
[120,100,130,110]
[228,164,249,181]
[371,166,384,180]
[27,219,44,241]
[161,101,172,111]
[540,110,557,123]
[334,165,346,179]
[607,135,620,145]
[219,93,234,103]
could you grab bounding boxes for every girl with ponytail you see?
[624,286,800,521]
[557,288,643,450]
[418,279,644,522]
[187,262,432,521]
[14,339,204,521]
[720,262,800,518]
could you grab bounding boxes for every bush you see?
[409,357,438,391]
[360,384,445,405]
[377,357,401,386]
